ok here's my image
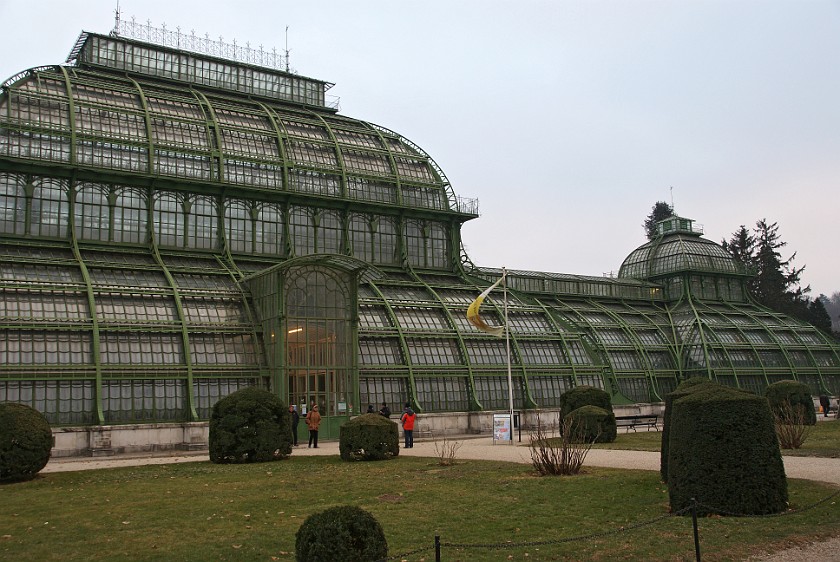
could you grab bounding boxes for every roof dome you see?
[619,216,745,280]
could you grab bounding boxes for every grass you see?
[591,430,663,451]
[779,419,840,457]
[593,419,840,457]
[2,455,839,561]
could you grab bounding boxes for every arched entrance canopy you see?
[244,254,386,287]
[244,255,385,439]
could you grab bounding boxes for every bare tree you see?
[773,400,813,449]
[529,414,598,476]
[433,435,462,466]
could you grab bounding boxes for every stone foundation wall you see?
[413,404,664,437]
[52,422,209,458]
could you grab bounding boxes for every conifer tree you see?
[722,219,827,329]
[821,293,840,334]
[643,201,674,240]
[721,225,755,269]
[751,219,806,316]
[807,298,832,334]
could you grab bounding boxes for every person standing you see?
[819,394,831,418]
[289,404,300,446]
[379,402,391,418]
[400,402,416,448]
[306,403,321,448]
[366,404,375,414]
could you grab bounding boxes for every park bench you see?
[614,414,659,432]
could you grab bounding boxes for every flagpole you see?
[503,267,514,444]
[465,270,512,443]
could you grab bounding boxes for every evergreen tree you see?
[751,219,806,315]
[643,201,674,240]
[721,225,755,269]
[822,292,840,334]
[807,297,832,333]
[723,219,812,322]
[721,225,756,293]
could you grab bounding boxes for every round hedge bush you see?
[295,505,388,562]
[339,413,399,461]
[559,385,613,420]
[209,387,292,464]
[660,377,719,482]
[764,380,816,426]
[564,405,617,443]
[0,402,53,483]
[668,384,787,516]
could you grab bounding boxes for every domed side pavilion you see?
[1,26,838,454]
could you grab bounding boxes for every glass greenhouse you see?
[1,28,838,441]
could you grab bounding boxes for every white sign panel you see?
[493,414,512,442]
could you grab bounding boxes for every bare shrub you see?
[433,435,462,466]
[529,414,597,476]
[773,399,813,449]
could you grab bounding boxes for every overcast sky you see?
[1,0,838,297]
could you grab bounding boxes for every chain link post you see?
[435,534,441,562]
[691,497,701,562]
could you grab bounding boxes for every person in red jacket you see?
[400,402,416,448]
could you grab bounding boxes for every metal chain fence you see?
[374,488,840,562]
[695,486,840,518]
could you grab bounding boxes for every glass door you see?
[284,267,353,439]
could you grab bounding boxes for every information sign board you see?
[493,413,512,443]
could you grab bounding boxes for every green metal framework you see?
[618,217,840,396]
[1,31,838,429]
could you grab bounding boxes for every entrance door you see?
[284,267,353,439]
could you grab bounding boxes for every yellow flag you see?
[466,277,505,337]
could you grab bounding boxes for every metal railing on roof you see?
[113,17,292,73]
[454,196,480,216]
[325,95,341,111]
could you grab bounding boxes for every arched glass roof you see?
[671,300,840,394]
[0,34,478,219]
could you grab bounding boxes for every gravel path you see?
[42,435,840,485]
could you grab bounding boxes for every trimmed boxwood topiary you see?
[660,377,719,482]
[564,405,617,443]
[209,387,291,464]
[339,413,399,461]
[559,385,613,420]
[764,380,817,426]
[0,402,53,483]
[668,384,787,516]
[295,505,388,562]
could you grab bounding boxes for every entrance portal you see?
[284,267,353,438]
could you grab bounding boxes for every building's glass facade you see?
[1,31,838,433]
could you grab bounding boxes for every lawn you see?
[596,419,840,457]
[1,454,839,561]
[777,419,840,457]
